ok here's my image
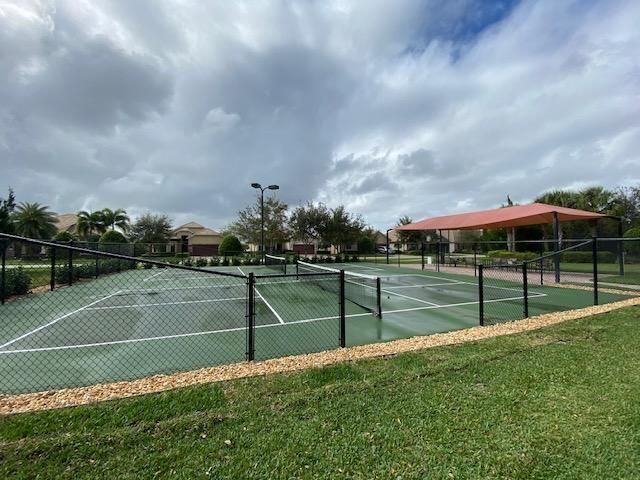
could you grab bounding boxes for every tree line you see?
[0,188,173,245]
[226,197,376,253]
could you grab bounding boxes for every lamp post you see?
[251,183,279,262]
[386,228,393,264]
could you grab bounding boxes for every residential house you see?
[170,222,223,256]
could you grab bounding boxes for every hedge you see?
[55,259,135,284]
[560,251,616,263]
[4,267,32,296]
[486,250,538,261]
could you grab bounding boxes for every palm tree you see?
[77,210,106,239]
[102,208,130,233]
[12,202,58,239]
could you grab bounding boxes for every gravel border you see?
[2,297,639,415]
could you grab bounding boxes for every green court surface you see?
[0,263,633,394]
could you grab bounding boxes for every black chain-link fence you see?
[2,233,638,394]
[479,237,638,325]
[0,234,350,394]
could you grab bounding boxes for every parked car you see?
[376,245,394,254]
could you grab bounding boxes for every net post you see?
[592,236,599,306]
[339,270,346,348]
[246,272,255,361]
[1,240,6,305]
[95,248,100,278]
[421,242,425,270]
[478,264,484,326]
[540,258,543,285]
[50,245,56,291]
[522,261,529,318]
[376,277,382,319]
[436,239,441,272]
[68,244,73,286]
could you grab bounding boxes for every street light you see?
[251,183,280,262]
[386,228,393,265]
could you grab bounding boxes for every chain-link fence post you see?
[592,237,599,306]
[478,264,484,326]
[618,220,625,276]
[339,270,346,347]
[0,240,6,305]
[50,245,56,291]
[246,272,255,361]
[376,277,382,319]
[68,244,73,286]
[523,261,529,318]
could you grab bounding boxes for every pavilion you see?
[395,202,623,280]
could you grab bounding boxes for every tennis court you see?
[0,257,632,393]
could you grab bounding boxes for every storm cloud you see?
[1,0,639,230]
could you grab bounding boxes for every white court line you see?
[85,297,246,311]
[0,290,123,351]
[383,273,533,295]
[0,311,372,354]
[379,293,547,315]
[384,281,465,289]
[0,293,547,355]
[237,267,285,324]
[380,287,440,306]
[142,271,165,282]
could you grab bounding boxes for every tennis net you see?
[265,254,287,274]
[296,261,382,317]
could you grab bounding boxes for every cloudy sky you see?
[1,0,639,231]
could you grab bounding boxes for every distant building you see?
[55,214,79,234]
[170,222,223,256]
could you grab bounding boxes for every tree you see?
[576,186,617,213]
[99,229,128,255]
[228,195,290,252]
[357,236,375,254]
[323,206,366,252]
[53,231,77,242]
[289,202,331,245]
[100,230,128,243]
[218,234,243,255]
[102,208,130,233]
[0,188,16,234]
[395,215,422,246]
[12,202,57,239]
[613,186,640,228]
[129,213,173,244]
[77,210,106,239]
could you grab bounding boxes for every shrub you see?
[99,230,127,244]
[560,251,615,263]
[231,256,241,266]
[195,258,208,267]
[53,231,76,243]
[142,262,153,269]
[183,258,193,267]
[208,257,220,267]
[351,255,359,262]
[5,267,32,296]
[487,250,538,261]
[624,227,640,257]
[357,236,375,254]
[221,258,230,266]
[219,235,242,256]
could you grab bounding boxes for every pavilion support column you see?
[507,227,516,252]
[553,212,560,283]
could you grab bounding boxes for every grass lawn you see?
[1,307,639,479]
